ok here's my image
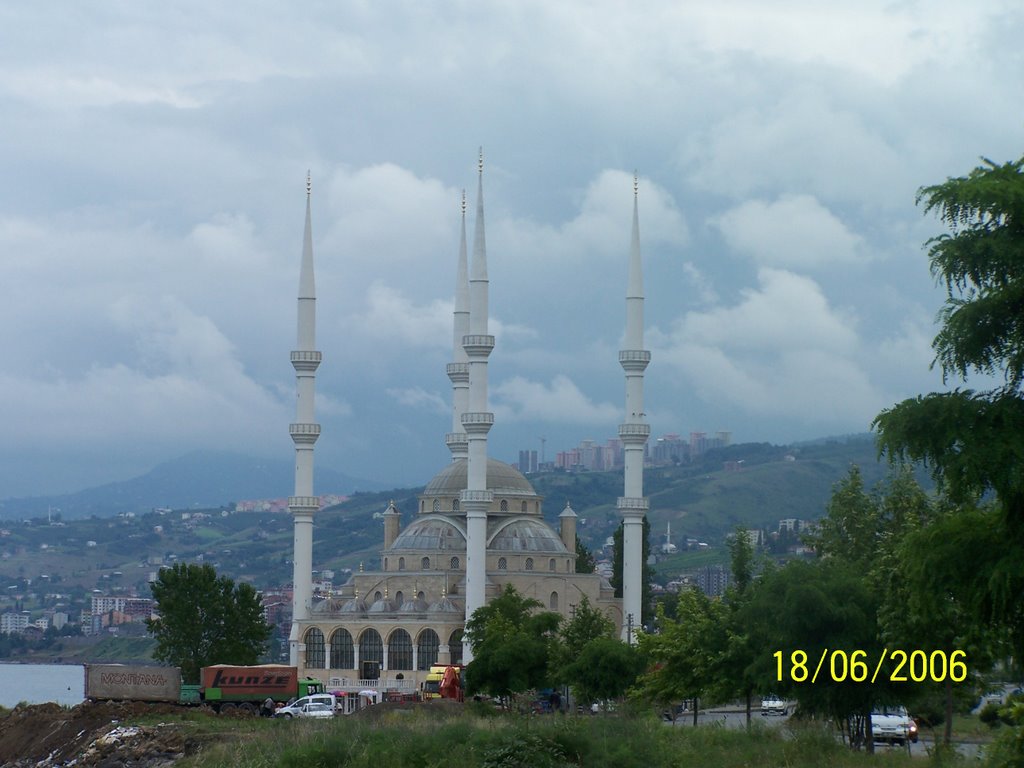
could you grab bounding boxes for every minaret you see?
[617,174,650,643]
[288,173,322,666]
[461,151,495,662]
[445,191,471,462]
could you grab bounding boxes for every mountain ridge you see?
[0,450,390,520]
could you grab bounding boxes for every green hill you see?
[0,435,915,603]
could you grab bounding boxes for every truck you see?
[84,663,326,714]
[421,665,464,702]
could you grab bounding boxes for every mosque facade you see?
[286,157,648,693]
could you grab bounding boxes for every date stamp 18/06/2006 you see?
[774,649,967,684]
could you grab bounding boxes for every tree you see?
[464,585,560,706]
[633,588,725,725]
[575,534,597,574]
[552,596,616,697]
[147,563,272,684]
[562,637,641,708]
[873,154,1024,659]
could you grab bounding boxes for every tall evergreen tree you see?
[147,563,271,684]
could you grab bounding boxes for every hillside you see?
[0,435,911,603]
[0,451,388,520]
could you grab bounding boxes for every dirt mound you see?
[0,701,205,767]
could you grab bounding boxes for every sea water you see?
[0,663,84,708]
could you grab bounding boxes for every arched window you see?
[432,499,441,512]
[521,501,528,512]
[535,502,540,514]
[525,557,534,571]
[449,630,464,666]
[452,498,460,512]
[500,499,509,512]
[359,629,383,671]
[420,500,424,513]
[304,627,325,669]
[388,629,413,670]
[417,591,425,601]
[384,557,388,571]
[498,557,507,570]
[450,556,460,569]
[549,558,556,572]
[549,592,559,611]
[329,629,354,669]
[421,556,430,570]
[417,629,440,670]
[398,557,405,571]
[395,590,404,607]
[374,591,382,602]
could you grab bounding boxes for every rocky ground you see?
[0,698,469,767]
[0,701,210,767]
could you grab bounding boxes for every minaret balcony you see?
[446,362,470,383]
[289,496,320,513]
[291,350,322,372]
[617,496,649,515]
[289,423,321,445]
[462,334,495,357]
[445,432,469,450]
[461,412,494,435]
[619,349,651,372]
[461,489,494,504]
[618,423,651,444]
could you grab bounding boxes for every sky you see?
[1,1,1022,498]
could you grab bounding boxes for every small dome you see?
[400,596,429,613]
[423,458,536,497]
[428,595,462,614]
[489,518,568,553]
[390,517,466,551]
[312,597,347,614]
[339,597,367,614]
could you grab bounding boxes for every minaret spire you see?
[618,173,650,643]
[445,190,471,462]
[288,172,322,667]
[461,149,495,662]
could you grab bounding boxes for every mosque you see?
[284,156,650,694]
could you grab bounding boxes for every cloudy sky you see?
[2,1,1022,498]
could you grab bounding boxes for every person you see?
[262,697,276,717]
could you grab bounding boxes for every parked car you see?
[760,694,787,716]
[871,706,918,745]
[274,694,338,719]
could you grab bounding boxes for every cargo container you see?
[83,663,324,714]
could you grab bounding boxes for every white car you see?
[760,694,787,716]
[871,706,918,745]
[274,702,334,719]
[274,694,338,719]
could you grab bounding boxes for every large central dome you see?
[423,458,536,497]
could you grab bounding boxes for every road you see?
[663,708,986,759]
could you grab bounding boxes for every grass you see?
[171,710,944,768]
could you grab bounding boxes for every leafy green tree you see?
[562,637,642,708]
[464,585,560,706]
[147,563,271,684]
[709,526,765,727]
[873,155,1024,658]
[633,588,725,725]
[743,558,885,750]
[575,534,597,574]
[552,596,616,696]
